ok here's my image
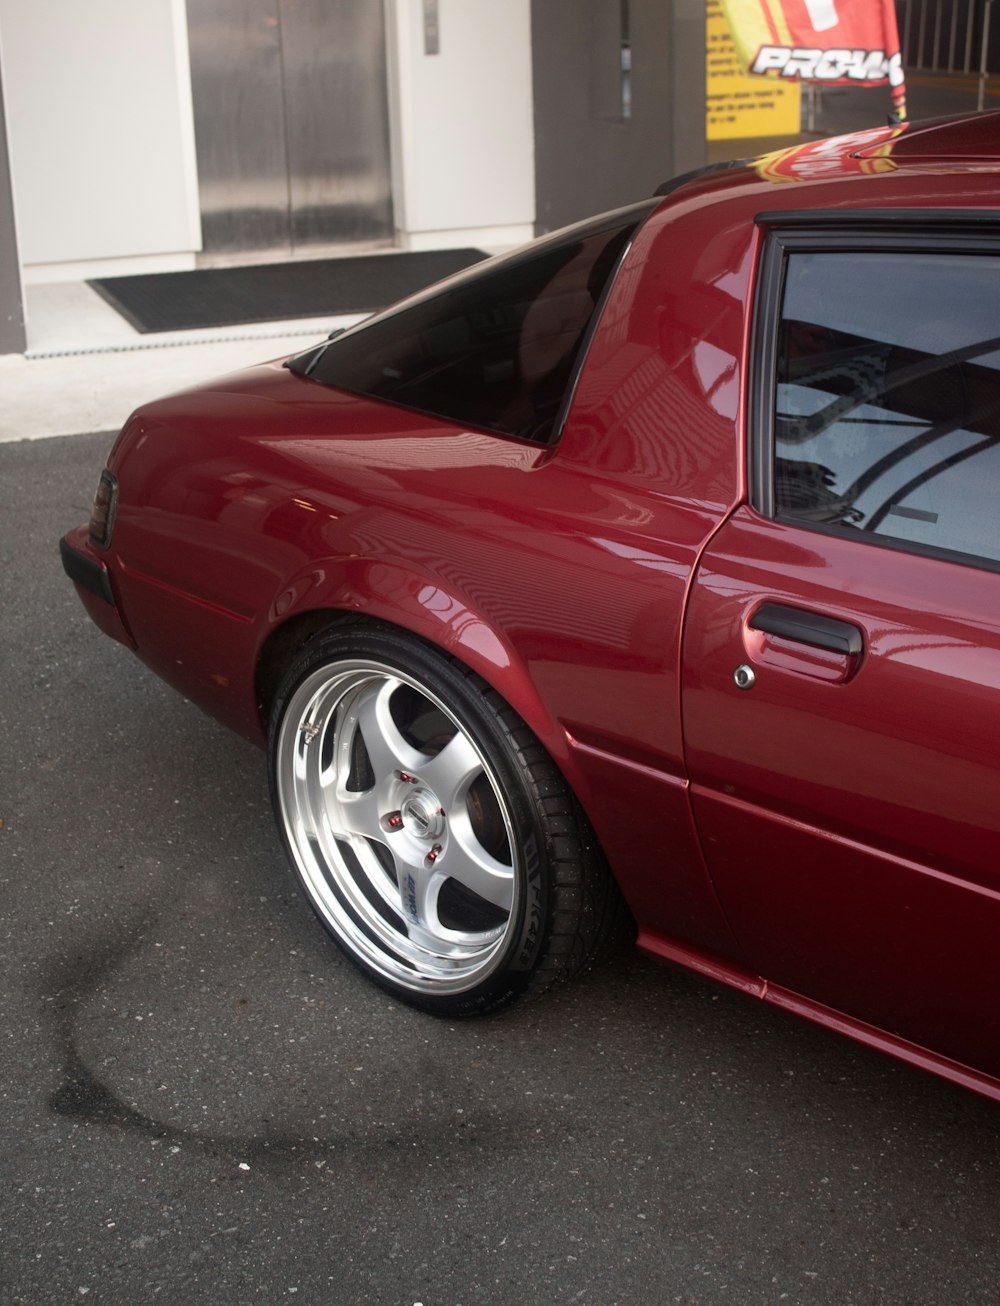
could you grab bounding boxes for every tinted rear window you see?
[291,201,654,444]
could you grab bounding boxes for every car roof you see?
[855,109,1000,163]
[656,111,1000,216]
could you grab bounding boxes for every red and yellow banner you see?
[721,0,907,119]
[707,0,801,140]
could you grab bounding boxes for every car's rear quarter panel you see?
[101,188,762,957]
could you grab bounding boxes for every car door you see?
[681,215,1000,1080]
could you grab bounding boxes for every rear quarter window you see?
[291,200,655,445]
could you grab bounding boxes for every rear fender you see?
[259,554,584,791]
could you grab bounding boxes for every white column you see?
[385,0,535,251]
[0,0,202,280]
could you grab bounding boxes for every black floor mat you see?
[88,249,488,334]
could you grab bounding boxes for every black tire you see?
[267,621,623,1015]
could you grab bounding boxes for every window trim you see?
[549,215,649,445]
[750,212,1000,574]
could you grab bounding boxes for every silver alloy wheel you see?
[274,660,520,995]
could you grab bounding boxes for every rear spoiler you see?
[653,157,749,200]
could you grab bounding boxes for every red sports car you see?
[62,113,1000,1103]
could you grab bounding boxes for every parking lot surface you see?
[3,432,1000,1306]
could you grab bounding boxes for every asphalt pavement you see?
[3,431,1000,1306]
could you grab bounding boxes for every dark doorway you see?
[531,0,706,234]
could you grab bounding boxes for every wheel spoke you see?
[355,677,425,780]
[439,833,514,911]
[391,845,445,938]
[333,786,383,839]
[419,729,482,809]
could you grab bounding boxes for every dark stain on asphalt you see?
[49,1035,350,1166]
[50,1034,168,1133]
[41,920,519,1172]
[47,924,170,1136]
[43,923,351,1168]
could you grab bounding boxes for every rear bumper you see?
[60,528,136,648]
[60,534,115,605]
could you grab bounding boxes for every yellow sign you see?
[707,0,801,141]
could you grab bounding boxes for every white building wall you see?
[386,0,535,250]
[0,0,201,278]
[0,0,534,284]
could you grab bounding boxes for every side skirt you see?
[636,928,1000,1105]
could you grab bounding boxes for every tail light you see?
[88,470,119,549]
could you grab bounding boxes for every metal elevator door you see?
[187,0,393,256]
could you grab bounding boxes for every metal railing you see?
[897,0,995,108]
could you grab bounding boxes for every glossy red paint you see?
[63,113,1000,1099]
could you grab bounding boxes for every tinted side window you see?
[773,250,1000,566]
[294,203,653,444]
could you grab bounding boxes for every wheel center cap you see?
[400,790,445,840]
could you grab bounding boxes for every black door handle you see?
[749,603,863,657]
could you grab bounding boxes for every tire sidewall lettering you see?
[514,831,545,970]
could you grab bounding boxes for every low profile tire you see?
[267,623,621,1015]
